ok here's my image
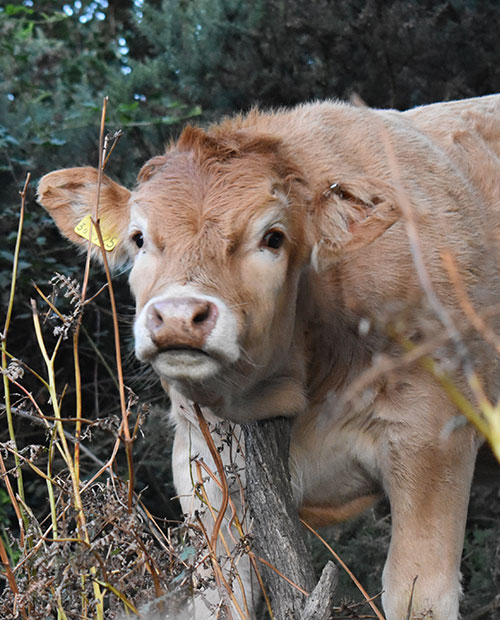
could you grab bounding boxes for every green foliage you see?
[136,0,500,113]
[0,0,200,319]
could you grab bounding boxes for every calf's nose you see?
[146,297,218,350]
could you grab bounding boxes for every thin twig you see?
[442,249,500,357]
[193,403,230,552]
[194,462,249,619]
[2,406,105,467]
[2,172,31,544]
[255,556,309,597]
[301,519,386,620]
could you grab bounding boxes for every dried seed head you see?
[4,359,24,381]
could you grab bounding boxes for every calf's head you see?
[38,126,398,415]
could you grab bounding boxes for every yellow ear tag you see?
[74,215,119,251]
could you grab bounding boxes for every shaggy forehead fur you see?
[131,126,307,254]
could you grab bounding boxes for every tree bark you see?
[243,417,337,619]
[301,561,338,620]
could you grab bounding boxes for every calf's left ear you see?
[309,178,400,272]
[37,167,131,266]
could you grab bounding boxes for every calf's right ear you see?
[37,167,131,266]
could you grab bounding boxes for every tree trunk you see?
[243,417,337,619]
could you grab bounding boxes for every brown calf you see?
[38,95,500,619]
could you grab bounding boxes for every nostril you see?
[148,306,164,331]
[193,303,210,324]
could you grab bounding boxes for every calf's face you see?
[37,132,311,407]
[38,127,398,411]
[128,148,309,401]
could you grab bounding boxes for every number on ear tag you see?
[74,215,119,251]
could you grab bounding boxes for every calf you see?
[38,94,500,619]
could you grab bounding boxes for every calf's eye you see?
[262,230,285,251]
[132,232,144,248]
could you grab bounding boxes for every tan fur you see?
[299,494,380,527]
[38,95,500,620]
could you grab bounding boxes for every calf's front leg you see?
[171,399,256,619]
[381,425,478,620]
